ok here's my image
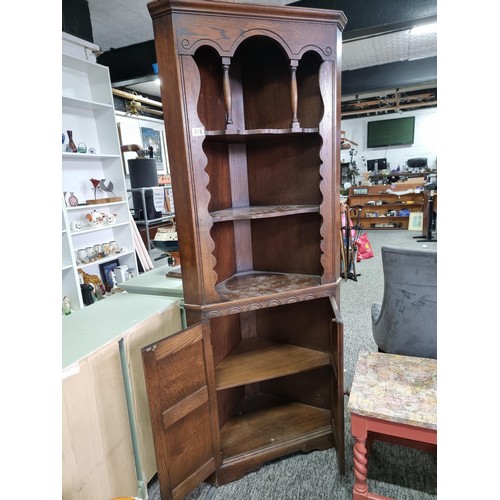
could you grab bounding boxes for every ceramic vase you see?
[67,130,77,153]
[68,192,79,206]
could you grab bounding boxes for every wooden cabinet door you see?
[329,295,345,474]
[142,322,221,500]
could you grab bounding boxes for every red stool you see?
[348,352,437,499]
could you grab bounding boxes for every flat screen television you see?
[367,116,415,148]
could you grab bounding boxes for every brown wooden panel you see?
[236,37,291,130]
[247,135,322,206]
[261,367,332,409]
[255,297,332,351]
[210,220,237,285]
[297,50,324,128]
[194,45,227,131]
[142,322,220,500]
[251,212,322,275]
[204,141,233,212]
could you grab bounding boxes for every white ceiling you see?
[87,0,436,99]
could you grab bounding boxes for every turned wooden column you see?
[222,57,233,128]
[290,60,299,129]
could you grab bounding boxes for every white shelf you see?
[76,250,136,272]
[62,152,120,160]
[65,201,128,213]
[62,33,138,310]
[70,221,130,236]
[62,95,114,111]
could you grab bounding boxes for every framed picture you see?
[353,187,368,195]
[408,211,424,231]
[99,259,120,287]
[141,127,163,168]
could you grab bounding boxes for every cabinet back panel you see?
[210,213,322,281]
[247,136,322,205]
[297,51,324,128]
[251,213,322,275]
[255,298,331,351]
[210,314,243,366]
[235,37,291,130]
[261,367,331,410]
[210,221,238,283]
[204,141,233,212]
[194,47,227,131]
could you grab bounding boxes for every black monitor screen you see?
[367,116,415,148]
[367,158,387,172]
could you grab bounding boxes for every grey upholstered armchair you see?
[371,245,437,359]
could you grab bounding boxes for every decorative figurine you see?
[62,296,72,315]
[90,178,100,200]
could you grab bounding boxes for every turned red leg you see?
[351,414,369,499]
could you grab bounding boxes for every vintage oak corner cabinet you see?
[141,1,347,498]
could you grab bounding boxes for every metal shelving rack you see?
[127,186,175,257]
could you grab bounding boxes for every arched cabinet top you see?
[149,0,346,60]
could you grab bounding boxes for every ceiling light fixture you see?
[410,23,437,36]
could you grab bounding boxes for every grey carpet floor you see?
[148,229,437,500]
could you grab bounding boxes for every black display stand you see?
[414,190,437,242]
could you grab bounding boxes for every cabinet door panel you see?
[142,322,221,500]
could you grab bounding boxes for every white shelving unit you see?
[62,32,138,310]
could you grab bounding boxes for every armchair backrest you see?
[372,245,437,359]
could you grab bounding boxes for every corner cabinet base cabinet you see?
[142,295,344,499]
[143,1,347,498]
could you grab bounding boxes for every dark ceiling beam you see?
[290,0,436,40]
[97,40,157,84]
[62,0,94,44]
[341,57,437,97]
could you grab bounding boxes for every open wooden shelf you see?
[205,128,319,143]
[210,204,320,222]
[220,398,331,460]
[215,271,321,302]
[215,337,329,389]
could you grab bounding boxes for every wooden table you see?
[347,352,437,500]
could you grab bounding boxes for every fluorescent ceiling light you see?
[410,23,437,36]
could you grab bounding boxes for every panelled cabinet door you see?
[142,322,221,500]
[328,295,345,474]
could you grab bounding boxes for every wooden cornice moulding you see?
[148,0,347,29]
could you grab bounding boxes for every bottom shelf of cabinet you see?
[213,397,332,484]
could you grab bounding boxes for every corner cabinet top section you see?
[148,0,347,59]
[149,0,346,311]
